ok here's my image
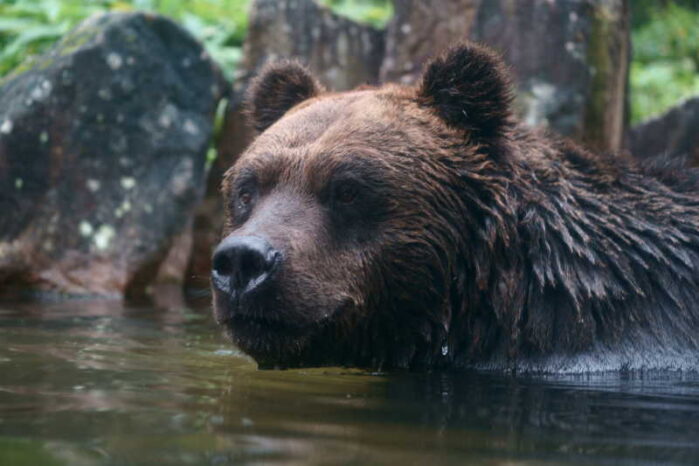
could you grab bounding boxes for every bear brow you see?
[314,155,385,186]
[232,167,257,187]
[226,154,284,191]
[332,156,380,175]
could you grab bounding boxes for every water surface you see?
[1,300,698,465]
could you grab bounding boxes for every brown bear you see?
[212,42,699,372]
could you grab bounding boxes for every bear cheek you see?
[236,199,356,323]
[281,249,367,322]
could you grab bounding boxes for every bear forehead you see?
[243,88,416,161]
[229,86,448,192]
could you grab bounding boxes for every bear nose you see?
[212,235,280,296]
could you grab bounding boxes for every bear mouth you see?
[214,289,319,348]
[215,292,354,366]
[224,312,311,337]
[214,284,309,327]
[221,309,321,366]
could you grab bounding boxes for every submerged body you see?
[212,42,699,372]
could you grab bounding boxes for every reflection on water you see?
[1,300,698,465]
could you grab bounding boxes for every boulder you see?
[381,0,630,152]
[0,12,225,298]
[241,0,385,91]
[627,97,699,164]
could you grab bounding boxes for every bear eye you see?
[231,184,256,221]
[236,188,255,215]
[238,189,253,208]
[334,182,359,204]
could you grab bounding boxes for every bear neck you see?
[450,125,699,372]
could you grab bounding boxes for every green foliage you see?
[630,2,699,122]
[631,0,699,28]
[631,60,699,124]
[0,0,250,79]
[317,0,392,28]
[136,0,249,80]
[206,97,229,170]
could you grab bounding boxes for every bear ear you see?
[417,42,514,138]
[246,60,324,133]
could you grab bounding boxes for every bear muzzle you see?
[211,234,281,320]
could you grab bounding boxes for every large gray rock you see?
[242,0,385,91]
[381,0,630,152]
[627,97,699,164]
[0,12,225,297]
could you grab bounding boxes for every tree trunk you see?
[381,0,630,152]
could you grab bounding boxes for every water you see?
[1,300,699,465]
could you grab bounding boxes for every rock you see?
[380,0,480,85]
[381,0,630,152]
[218,0,386,167]
[0,12,225,298]
[626,97,699,163]
[242,0,385,91]
[187,0,385,288]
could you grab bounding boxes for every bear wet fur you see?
[213,42,699,372]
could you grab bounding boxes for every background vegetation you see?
[630,1,699,122]
[0,0,696,123]
[0,0,250,80]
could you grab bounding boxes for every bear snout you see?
[211,234,281,300]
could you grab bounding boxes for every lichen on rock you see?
[0,12,226,298]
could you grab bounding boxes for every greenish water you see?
[1,301,698,465]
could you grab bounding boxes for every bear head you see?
[212,42,517,369]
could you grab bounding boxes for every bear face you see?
[213,43,515,369]
[212,42,699,372]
